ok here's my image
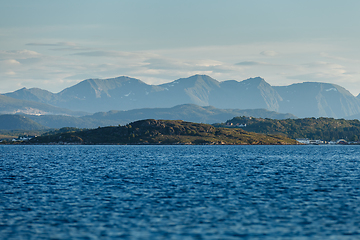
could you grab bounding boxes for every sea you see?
[1,145,360,239]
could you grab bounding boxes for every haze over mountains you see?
[3,74,360,119]
[0,94,86,116]
[0,105,296,130]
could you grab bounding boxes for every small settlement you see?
[11,135,37,142]
[296,138,351,145]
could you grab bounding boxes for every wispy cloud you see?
[1,59,21,65]
[320,52,359,63]
[26,42,77,47]
[142,58,222,71]
[288,61,348,82]
[236,61,266,66]
[260,50,278,57]
[5,71,16,75]
[0,50,41,60]
[1,41,360,96]
[72,50,156,59]
[26,42,91,52]
[73,50,135,58]
[288,73,346,82]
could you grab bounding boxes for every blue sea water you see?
[1,145,360,239]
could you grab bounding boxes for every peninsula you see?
[28,119,298,145]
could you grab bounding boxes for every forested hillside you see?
[217,117,360,141]
[29,119,298,145]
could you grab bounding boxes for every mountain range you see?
[3,74,360,119]
[0,104,296,130]
[0,94,86,116]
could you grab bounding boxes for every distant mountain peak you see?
[172,74,219,84]
[82,76,145,85]
[3,74,360,119]
[241,76,267,85]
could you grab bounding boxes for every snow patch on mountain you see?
[326,88,337,92]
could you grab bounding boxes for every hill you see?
[82,104,296,126]
[0,115,48,130]
[0,94,87,116]
[28,119,298,145]
[19,104,295,129]
[217,117,360,141]
[0,129,50,141]
[25,114,104,129]
[274,82,360,118]
[4,74,360,119]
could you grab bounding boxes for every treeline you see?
[215,117,360,141]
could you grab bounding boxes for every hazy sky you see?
[1,0,360,95]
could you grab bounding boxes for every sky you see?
[1,0,360,96]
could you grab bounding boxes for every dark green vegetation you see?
[0,129,50,141]
[39,127,87,137]
[5,112,360,143]
[29,119,298,145]
[217,117,360,141]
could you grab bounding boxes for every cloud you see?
[236,61,264,66]
[2,41,360,96]
[288,73,333,81]
[72,50,134,57]
[50,47,90,51]
[5,71,16,75]
[260,50,278,57]
[320,52,359,62]
[144,58,189,70]
[17,58,42,64]
[26,42,77,47]
[144,57,223,71]
[1,59,21,65]
[71,50,157,61]
[0,50,41,60]
[26,42,92,52]
[64,73,101,80]
[302,62,347,77]
[195,60,222,67]
[304,61,344,69]
[0,59,21,71]
[287,61,349,82]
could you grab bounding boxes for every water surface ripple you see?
[1,145,360,239]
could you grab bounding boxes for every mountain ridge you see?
[1,104,296,130]
[0,94,86,116]
[3,74,360,119]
